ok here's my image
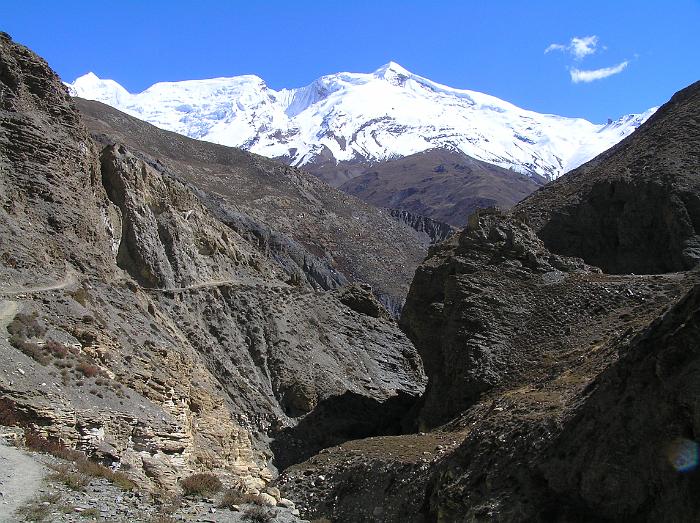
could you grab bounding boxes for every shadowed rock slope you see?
[75,97,430,315]
[515,80,700,274]
[277,80,700,522]
[0,33,425,502]
[340,149,544,227]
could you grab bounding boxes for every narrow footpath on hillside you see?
[0,436,46,521]
[0,269,78,297]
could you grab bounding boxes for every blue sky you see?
[3,0,699,122]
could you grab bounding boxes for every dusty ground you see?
[0,434,47,521]
[1,428,306,522]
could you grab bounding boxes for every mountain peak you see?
[66,64,655,181]
[69,72,131,105]
[374,61,412,78]
[73,71,101,83]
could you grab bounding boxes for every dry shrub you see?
[149,516,178,523]
[44,339,69,358]
[7,311,46,339]
[75,458,135,490]
[11,338,51,365]
[77,361,103,378]
[219,486,244,508]
[243,506,275,522]
[49,464,89,491]
[24,430,84,461]
[15,493,62,522]
[70,286,90,306]
[180,473,222,497]
[24,431,135,490]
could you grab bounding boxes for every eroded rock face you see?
[400,210,599,428]
[516,80,700,274]
[0,32,117,284]
[279,81,700,522]
[75,97,431,316]
[0,35,426,497]
[388,209,455,244]
[542,283,700,520]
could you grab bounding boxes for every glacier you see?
[67,62,656,181]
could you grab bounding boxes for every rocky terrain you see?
[340,149,544,227]
[74,97,430,316]
[275,82,700,521]
[388,209,454,245]
[3,30,700,523]
[0,31,426,520]
[515,80,700,274]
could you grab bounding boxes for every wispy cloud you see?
[569,61,629,83]
[545,35,599,60]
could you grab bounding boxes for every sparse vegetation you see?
[77,361,103,378]
[24,431,136,490]
[25,431,84,461]
[49,464,90,491]
[75,457,136,490]
[15,493,62,522]
[80,507,101,518]
[69,286,91,306]
[148,515,178,523]
[218,483,270,508]
[7,311,46,339]
[44,339,69,358]
[179,473,222,497]
[11,338,52,365]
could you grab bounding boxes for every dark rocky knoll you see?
[75,97,430,315]
[515,80,700,274]
[339,149,544,226]
[0,33,425,501]
[278,80,700,521]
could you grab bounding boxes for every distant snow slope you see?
[68,62,656,181]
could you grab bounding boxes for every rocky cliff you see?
[4,30,700,523]
[0,33,425,504]
[75,97,430,316]
[515,80,700,274]
[388,209,454,244]
[277,80,700,522]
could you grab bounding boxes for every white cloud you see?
[545,35,599,60]
[545,43,566,54]
[569,61,629,83]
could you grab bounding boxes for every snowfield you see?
[68,62,655,180]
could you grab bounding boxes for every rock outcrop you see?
[515,80,700,274]
[75,97,430,315]
[279,79,700,522]
[388,209,454,244]
[0,33,426,498]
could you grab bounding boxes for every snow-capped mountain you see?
[68,62,656,181]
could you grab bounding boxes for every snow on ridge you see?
[67,63,656,180]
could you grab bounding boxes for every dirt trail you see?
[0,269,78,296]
[146,277,283,293]
[0,438,46,520]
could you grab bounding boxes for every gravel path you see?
[0,437,46,521]
[0,270,78,297]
